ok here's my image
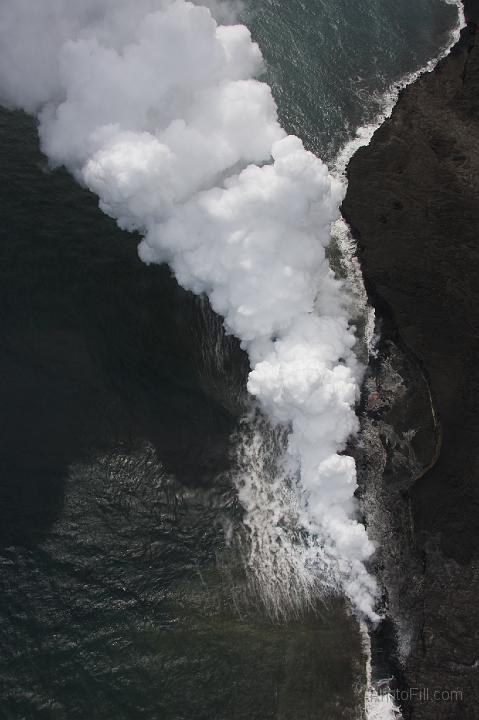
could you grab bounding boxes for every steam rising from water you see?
[0,0,378,619]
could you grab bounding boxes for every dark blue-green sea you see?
[0,1,459,718]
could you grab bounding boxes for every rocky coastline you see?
[343,1,479,717]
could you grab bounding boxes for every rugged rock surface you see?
[343,2,479,718]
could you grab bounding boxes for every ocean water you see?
[244,0,458,162]
[0,2,459,719]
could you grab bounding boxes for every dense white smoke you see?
[0,0,378,619]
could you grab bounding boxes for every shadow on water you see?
[0,98,372,720]
[0,108,366,720]
[0,108,248,547]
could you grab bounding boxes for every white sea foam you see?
[334,0,466,177]
[233,414,320,617]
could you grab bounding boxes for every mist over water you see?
[0,1,460,718]
[0,0,379,618]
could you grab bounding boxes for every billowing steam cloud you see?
[0,0,378,619]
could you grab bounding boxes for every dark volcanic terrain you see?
[343,1,479,717]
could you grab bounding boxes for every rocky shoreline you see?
[343,1,479,717]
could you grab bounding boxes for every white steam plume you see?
[0,0,378,619]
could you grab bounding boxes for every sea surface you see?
[0,2,458,719]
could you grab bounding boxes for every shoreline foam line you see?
[334,0,466,179]
[333,2,466,717]
[331,0,466,365]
